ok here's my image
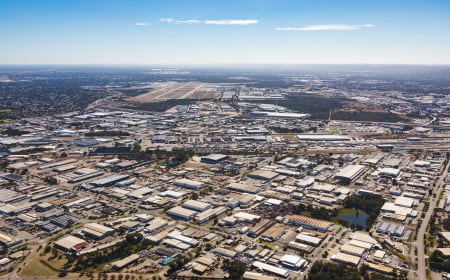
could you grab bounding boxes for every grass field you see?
[20,249,67,277]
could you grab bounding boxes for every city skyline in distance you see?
[1,0,450,65]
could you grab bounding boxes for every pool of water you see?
[340,211,369,230]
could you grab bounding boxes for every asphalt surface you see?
[414,158,449,280]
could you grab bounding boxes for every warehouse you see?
[375,222,405,237]
[243,272,277,280]
[309,182,336,193]
[227,182,261,194]
[54,235,88,253]
[248,219,275,238]
[90,174,130,187]
[381,202,413,218]
[127,187,152,200]
[159,190,186,199]
[362,154,384,166]
[296,134,350,141]
[252,261,289,278]
[279,254,307,270]
[234,212,261,223]
[331,252,361,266]
[340,244,366,257]
[394,196,415,208]
[295,177,315,188]
[248,170,278,181]
[377,167,401,178]
[349,239,373,250]
[0,233,14,247]
[166,206,197,220]
[167,230,199,247]
[111,254,140,270]
[277,157,312,168]
[334,164,365,182]
[286,215,331,232]
[261,224,285,242]
[200,154,229,164]
[295,233,322,247]
[144,218,168,234]
[212,247,237,258]
[275,168,300,177]
[195,206,227,224]
[182,200,212,212]
[81,223,115,240]
[173,178,205,190]
[287,241,314,254]
[373,250,386,262]
[0,189,27,203]
[162,238,191,251]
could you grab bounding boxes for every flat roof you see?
[296,134,350,141]
[332,252,361,266]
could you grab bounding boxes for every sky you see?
[1,0,450,65]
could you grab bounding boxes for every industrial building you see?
[195,206,227,224]
[81,223,115,240]
[286,215,331,232]
[334,164,365,182]
[279,254,307,270]
[227,182,261,194]
[90,174,130,187]
[53,235,88,253]
[144,217,168,234]
[173,178,205,190]
[295,233,322,247]
[375,222,405,237]
[340,243,366,257]
[200,154,229,164]
[296,134,350,141]
[377,167,401,178]
[166,206,197,220]
[332,252,361,266]
[167,230,199,247]
[248,219,275,238]
[111,254,140,270]
[182,200,212,212]
[248,170,278,181]
[252,261,289,278]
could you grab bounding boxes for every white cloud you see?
[135,22,151,26]
[160,18,200,24]
[204,19,258,25]
[276,24,374,31]
[160,18,258,25]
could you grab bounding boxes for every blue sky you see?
[1,0,449,64]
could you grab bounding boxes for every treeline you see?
[222,259,247,280]
[269,126,304,133]
[343,193,385,230]
[128,145,194,167]
[85,131,131,137]
[309,261,406,280]
[68,232,153,271]
[430,250,450,272]
[291,203,339,221]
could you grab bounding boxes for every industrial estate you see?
[0,72,450,280]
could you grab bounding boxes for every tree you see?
[223,260,247,280]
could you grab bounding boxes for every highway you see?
[414,157,450,280]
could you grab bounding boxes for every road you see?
[300,225,346,279]
[414,157,450,280]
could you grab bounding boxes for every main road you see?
[414,157,450,280]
